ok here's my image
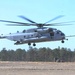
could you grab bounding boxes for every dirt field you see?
[0,61,75,75]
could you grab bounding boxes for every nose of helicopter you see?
[61,32,65,40]
[56,30,65,40]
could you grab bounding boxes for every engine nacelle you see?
[36,28,50,33]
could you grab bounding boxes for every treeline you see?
[0,47,75,62]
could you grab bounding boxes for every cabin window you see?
[17,31,19,33]
[34,30,37,32]
[24,36,26,38]
[31,35,33,37]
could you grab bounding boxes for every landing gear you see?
[61,40,64,43]
[28,43,36,46]
[33,43,36,46]
[28,42,31,46]
[61,38,68,43]
[28,43,36,49]
[28,43,32,49]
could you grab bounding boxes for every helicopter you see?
[0,15,75,47]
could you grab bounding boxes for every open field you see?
[0,61,75,75]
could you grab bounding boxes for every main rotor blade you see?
[66,35,75,37]
[44,21,75,26]
[45,24,72,26]
[44,15,64,24]
[0,20,26,24]
[51,21,75,24]
[6,23,36,26]
[18,15,36,23]
[0,20,36,26]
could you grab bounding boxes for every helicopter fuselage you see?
[0,27,65,46]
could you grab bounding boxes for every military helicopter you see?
[0,15,75,47]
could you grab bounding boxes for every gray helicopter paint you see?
[0,28,65,45]
[0,15,73,46]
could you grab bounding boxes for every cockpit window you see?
[61,33,64,36]
[48,28,53,32]
[53,29,57,32]
[57,31,59,34]
[56,30,61,34]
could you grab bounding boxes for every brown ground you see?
[0,61,75,75]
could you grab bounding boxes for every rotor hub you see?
[37,24,44,28]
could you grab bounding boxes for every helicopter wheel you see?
[61,40,64,43]
[28,42,31,46]
[33,43,36,46]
